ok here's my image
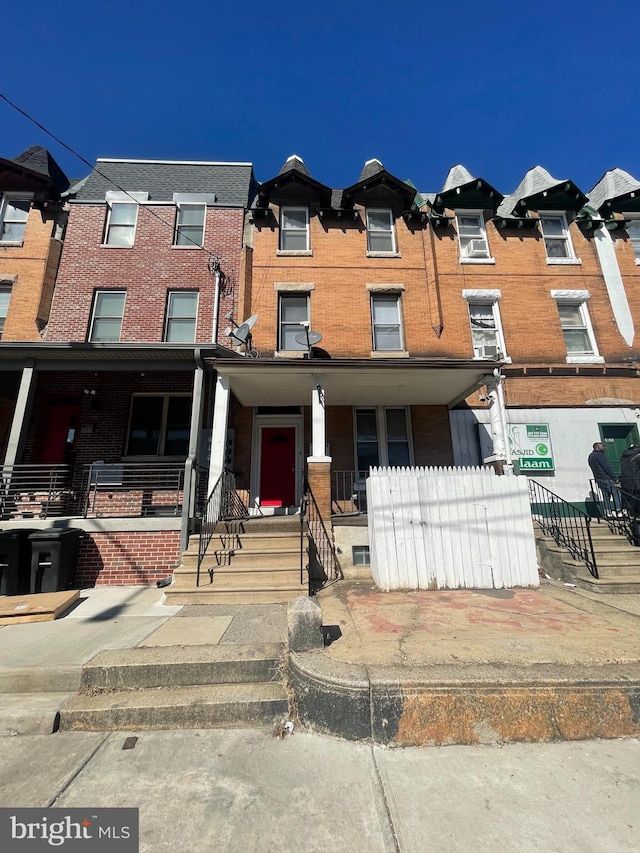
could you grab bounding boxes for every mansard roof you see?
[258,154,332,207]
[0,146,70,197]
[588,168,640,215]
[432,165,503,212]
[76,159,257,207]
[497,166,587,217]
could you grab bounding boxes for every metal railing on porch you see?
[528,479,598,579]
[80,462,186,518]
[300,478,342,595]
[0,464,72,520]
[196,469,249,587]
[332,470,368,515]
[589,478,640,547]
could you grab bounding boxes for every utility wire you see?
[0,91,223,264]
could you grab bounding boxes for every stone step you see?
[213,548,302,569]
[164,587,305,605]
[217,533,301,551]
[58,682,289,731]
[574,574,640,594]
[560,558,640,578]
[79,644,285,690]
[171,564,301,590]
[215,517,300,534]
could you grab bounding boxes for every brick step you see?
[79,644,285,690]
[58,682,289,732]
[164,587,305,605]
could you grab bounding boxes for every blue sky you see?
[2,0,638,195]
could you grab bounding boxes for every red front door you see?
[259,426,296,507]
[35,401,81,463]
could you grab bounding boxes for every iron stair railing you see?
[590,478,640,546]
[196,469,249,587]
[300,478,343,595]
[528,479,598,579]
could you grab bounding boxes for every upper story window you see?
[456,212,492,262]
[627,219,640,263]
[540,213,579,264]
[278,293,309,351]
[89,291,126,342]
[279,207,309,252]
[0,197,30,243]
[164,291,198,342]
[371,293,403,351]
[551,290,602,363]
[0,283,12,337]
[104,202,138,247]
[467,301,505,359]
[174,203,205,247]
[366,209,396,254]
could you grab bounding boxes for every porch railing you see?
[80,462,186,518]
[332,470,368,515]
[0,464,71,520]
[197,469,249,587]
[528,479,598,578]
[589,478,640,546]
[300,478,342,595]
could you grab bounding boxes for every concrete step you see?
[560,557,640,578]
[217,534,301,551]
[170,565,301,591]
[213,548,302,569]
[215,517,299,534]
[80,644,285,690]
[58,682,289,731]
[164,587,305,605]
[0,693,73,736]
[574,574,640,594]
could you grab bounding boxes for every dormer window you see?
[366,209,396,254]
[456,212,493,263]
[0,197,30,243]
[540,213,579,264]
[279,207,309,252]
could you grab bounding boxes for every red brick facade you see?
[76,530,181,587]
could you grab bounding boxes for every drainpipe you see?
[180,348,205,553]
[483,370,510,475]
[211,257,222,344]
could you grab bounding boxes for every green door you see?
[598,423,640,475]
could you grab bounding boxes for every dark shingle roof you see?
[277,154,310,177]
[7,146,70,193]
[76,159,256,207]
[358,158,385,182]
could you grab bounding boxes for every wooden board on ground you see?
[0,590,80,625]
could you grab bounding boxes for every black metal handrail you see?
[196,469,248,587]
[0,464,71,520]
[332,470,369,515]
[80,461,185,518]
[528,479,598,578]
[300,478,342,595]
[589,478,640,545]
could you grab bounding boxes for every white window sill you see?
[366,251,401,258]
[473,355,512,363]
[566,355,604,364]
[370,350,409,358]
[274,350,308,359]
[460,257,495,265]
[100,244,133,249]
[0,241,24,248]
[277,250,313,257]
[546,257,581,265]
[171,244,203,250]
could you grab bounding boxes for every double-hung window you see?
[627,219,640,263]
[355,407,411,470]
[551,290,601,363]
[366,209,396,253]
[278,293,309,351]
[456,212,492,261]
[279,207,309,252]
[126,394,191,457]
[371,293,403,351]
[174,203,205,247]
[540,213,578,263]
[89,291,126,342]
[164,291,198,342]
[0,197,30,243]
[0,283,12,336]
[104,202,138,247]
[463,290,507,360]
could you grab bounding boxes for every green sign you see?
[510,423,554,473]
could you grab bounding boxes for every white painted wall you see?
[367,466,539,590]
[450,407,640,504]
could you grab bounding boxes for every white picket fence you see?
[367,466,539,590]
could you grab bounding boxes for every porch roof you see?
[208,357,496,407]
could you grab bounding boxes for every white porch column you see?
[307,376,331,463]
[4,361,36,468]
[207,373,230,496]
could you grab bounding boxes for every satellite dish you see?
[295,330,323,347]
[226,314,259,346]
[244,314,258,331]
[234,322,251,343]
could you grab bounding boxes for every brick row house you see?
[1,149,640,588]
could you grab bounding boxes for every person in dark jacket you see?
[619,444,640,515]
[588,441,623,516]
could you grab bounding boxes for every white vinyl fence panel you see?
[367,466,539,590]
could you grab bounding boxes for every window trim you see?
[102,201,139,248]
[89,290,126,342]
[0,282,12,337]
[278,206,311,255]
[539,211,581,265]
[124,392,192,459]
[625,217,640,264]
[551,290,603,363]
[353,406,414,470]
[173,202,206,248]
[0,195,30,245]
[366,208,398,256]
[277,291,310,353]
[370,291,404,353]
[164,290,199,342]
[462,289,509,362]
[456,210,494,264]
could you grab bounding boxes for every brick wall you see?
[47,205,245,343]
[75,529,181,586]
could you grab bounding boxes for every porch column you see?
[483,369,510,475]
[307,376,332,521]
[180,353,205,553]
[4,360,36,468]
[207,373,230,496]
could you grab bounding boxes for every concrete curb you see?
[289,653,640,745]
